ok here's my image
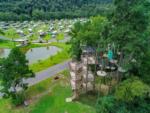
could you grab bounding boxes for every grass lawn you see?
[28,70,96,113]
[30,85,96,113]
[0,70,96,113]
[0,39,16,48]
[3,28,20,39]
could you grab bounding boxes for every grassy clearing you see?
[0,40,16,48]
[3,28,20,39]
[30,85,96,113]
[29,43,71,72]
[0,70,96,113]
[26,76,53,98]
[26,70,69,98]
[28,70,96,113]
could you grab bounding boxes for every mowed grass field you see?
[0,71,96,113]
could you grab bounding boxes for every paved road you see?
[25,60,70,86]
[0,60,70,98]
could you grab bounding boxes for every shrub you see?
[115,77,150,102]
[11,91,25,106]
[96,96,115,113]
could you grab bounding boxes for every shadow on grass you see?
[77,91,98,108]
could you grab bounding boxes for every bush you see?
[96,95,150,113]
[115,77,150,102]
[11,92,25,106]
[96,96,115,113]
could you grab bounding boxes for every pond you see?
[26,46,61,64]
[0,46,61,64]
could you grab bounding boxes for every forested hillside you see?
[0,0,112,21]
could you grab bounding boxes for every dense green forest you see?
[70,0,150,112]
[0,0,112,21]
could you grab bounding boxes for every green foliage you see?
[26,70,69,98]
[0,58,3,64]
[0,29,4,35]
[0,39,16,48]
[139,48,150,84]
[43,34,51,42]
[4,28,20,39]
[96,96,115,113]
[28,34,38,41]
[56,33,64,42]
[115,77,150,102]
[0,70,95,113]
[106,0,150,78]
[110,0,149,47]
[32,9,45,20]
[96,94,150,113]
[0,12,19,21]
[131,97,150,113]
[0,0,112,21]
[11,91,25,106]
[70,16,108,60]
[30,84,95,113]
[29,43,70,72]
[0,47,35,105]
[95,0,150,112]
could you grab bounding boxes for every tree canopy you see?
[70,16,109,59]
[70,1,150,112]
[0,0,113,21]
[0,29,4,35]
[0,48,34,105]
[106,0,150,83]
[115,77,150,102]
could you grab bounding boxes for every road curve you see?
[25,60,70,86]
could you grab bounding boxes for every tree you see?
[32,9,45,20]
[0,48,35,105]
[96,93,150,113]
[0,0,113,20]
[114,77,150,113]
[70,16,108,60]
[115,77,150,103]
[56,33,64,42]
[43,34,51,43]
[0,29,4,35]
[69,22,84,60]
[106,0,150,81]
[96,96,115,113]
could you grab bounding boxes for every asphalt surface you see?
[0,61,70,98]
[25,60,70,86]
[0,36,71,97]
